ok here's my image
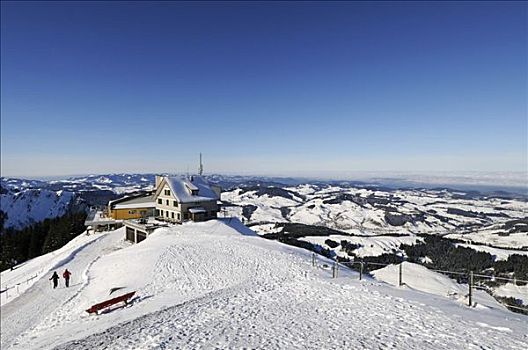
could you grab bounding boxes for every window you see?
[177,213,181,220]
[155,209,159,216]
[171,212,174,219]
[158,198,162,204]
[166,211,169,217]
[159,210,163,217]
[164,189,171,196]
[166,199,169,205]
[128,210,136,215]
[173,200,178,207]
[136,231,147,243]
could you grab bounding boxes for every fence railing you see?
[1,270,44,300]
[311,253,528,313]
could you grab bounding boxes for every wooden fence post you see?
[312,253,316,267]
[399,263,403,287]
[468,271,473,307]
[359,262,363,280]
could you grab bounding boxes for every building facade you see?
[154,175,221,223]
[107,193,156,220]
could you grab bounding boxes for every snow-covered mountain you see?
[1,220,526,349]
[0,188,78,230]
[0,174,156,230]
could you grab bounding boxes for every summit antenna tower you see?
[199,153,204,176]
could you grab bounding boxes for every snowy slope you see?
[371,262,499,308]
[0,189,76,230]
[494,283,528,305]
[1,220,527,349]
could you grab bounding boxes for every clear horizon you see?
[3,170,527,191]
[1,2,527,177]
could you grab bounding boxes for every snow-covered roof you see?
[113,202,156,210]
[188,207,206,214]
[110,193,156,209]
[164,176,219,204]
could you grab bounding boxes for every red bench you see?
[86,291,136,314]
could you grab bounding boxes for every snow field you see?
[1,219,527,350]
[56,271,528,350]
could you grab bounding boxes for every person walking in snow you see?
[50,271,59,289]
[63,269,72,288]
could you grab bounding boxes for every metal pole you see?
[335,261,339,278]
[312,253,316,267]
[359,262,363,280]
[468,271,473,307]
[399,263,403,287]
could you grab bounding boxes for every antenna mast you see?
[199,153,204,176]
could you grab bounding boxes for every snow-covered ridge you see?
[0,189,76,230]
[1,220,526,349]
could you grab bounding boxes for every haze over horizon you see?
[1,2,527,177]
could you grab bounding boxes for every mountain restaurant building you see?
[154,175,221,223]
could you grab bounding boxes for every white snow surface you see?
[1,220,527,350]
[494,283,528,305]
[455,243,528,261]
[371,262,501,309]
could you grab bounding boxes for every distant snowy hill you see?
[221,183,528,250]
[48,174,156,194]
[1,174,155,196]
[1,220,526,349]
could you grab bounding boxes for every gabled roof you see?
[158,176,219,204]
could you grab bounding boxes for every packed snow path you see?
[1,220,527,349]
[1,230,126,349]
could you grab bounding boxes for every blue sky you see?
[1,1,526,177]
